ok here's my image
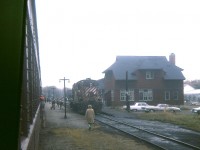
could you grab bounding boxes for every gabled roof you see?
[103,56,185,80]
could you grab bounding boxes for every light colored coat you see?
[85,108,95,124]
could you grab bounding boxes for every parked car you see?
[190,102,200,106]
[122,102,152,111]
[191,107,200,115]
[145,104,181,112]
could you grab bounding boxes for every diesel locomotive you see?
[70,78,103,114]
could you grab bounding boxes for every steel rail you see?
[96,115,200,150]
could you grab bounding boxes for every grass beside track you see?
[136,111,200,132]
[115,105,200,132]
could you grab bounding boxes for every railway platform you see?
[38,103,131,149]
[38,103,124,149]
[40,102,88,128]
[38,103,156,150]
[38,102,88,149]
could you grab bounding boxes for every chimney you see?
[169,53,175,65]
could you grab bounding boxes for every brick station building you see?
[103,53,185,106]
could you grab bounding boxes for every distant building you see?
[184,84,195,92]
[184,84,200,105]
[103,54,185,106]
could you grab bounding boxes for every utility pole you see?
[59,77,70,119]
[126,71,130,112]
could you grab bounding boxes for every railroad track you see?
[95,114,200,150]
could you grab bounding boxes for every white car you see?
[128,102,149,111]
[191,107,200,115]
[145,104,181,112]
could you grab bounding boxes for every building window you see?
[120,90,126,101]
[120,89,134,101]
[128,89,134,101]
[146,71,154,79]
[165,91,170,100]
[111,90,114,101]
[173,91,178,100]
[139,89,153,101]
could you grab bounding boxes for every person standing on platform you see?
[40,95,46,127]
[85,105,95,130]
[40,95,45,110]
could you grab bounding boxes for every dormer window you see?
[105,71,112,79]
[146,71,154,79]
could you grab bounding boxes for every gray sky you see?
[36,0,200,88]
